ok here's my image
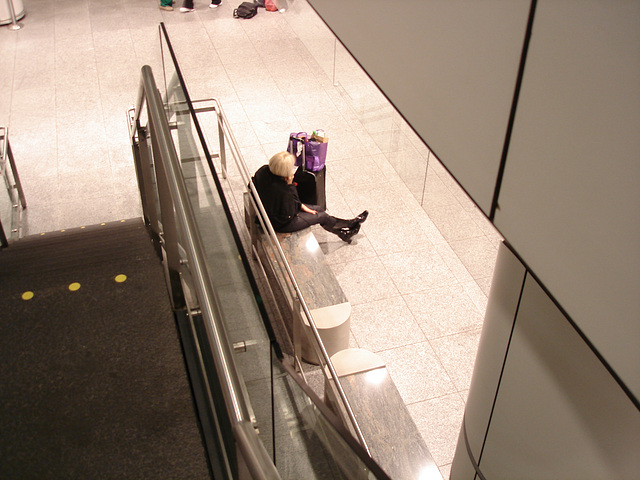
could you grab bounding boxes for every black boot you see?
[335,224,360,244]
[349,210,368,227]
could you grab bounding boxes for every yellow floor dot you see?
[68,282,81,292]
[115,274,127,283]
[22,291,34,301]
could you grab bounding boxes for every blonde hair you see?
[268,151,296,178]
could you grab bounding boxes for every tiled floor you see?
[1,0,502,477]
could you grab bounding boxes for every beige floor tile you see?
[439,463,453,480]
[284,91,340,117]
[449,235,499,281]
[318,228,378,264]
[350,296,425,352]
[430,329,483,392]
[435,242,476,284]
[360,211,433,256]
[341,182,417,219]
[422,172,462,210]
[331,256,399,305]
[328,156,391,193]
[407,393,466,467]
[461,279,490,316]
[377,342,457,404]
[404,284,484,339]
[474,276,493,298]
[411,208,448,246]
[380,246,459,295]
[428,201,486,243]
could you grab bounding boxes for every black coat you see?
[252,165,301,230]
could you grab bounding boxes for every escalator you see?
[0,219,211,478]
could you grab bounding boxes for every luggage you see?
[288,133,327,210]
[295,165,326,210]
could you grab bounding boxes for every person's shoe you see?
[180,6,195,12]
[209,1,221,7]
[355,210,368,224]
[160,5,174,10]
[349,210,369,228]
[336,224,360,244]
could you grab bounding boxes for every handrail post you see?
[216,105,227,179]
[0,126,27,245]
[3,0,23,30]
[6,140,26,208]
[292,297,303,372]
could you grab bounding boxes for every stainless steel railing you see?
[0,126,27,247]
[130,65,280,479]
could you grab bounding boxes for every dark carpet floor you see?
[0,219,211,479]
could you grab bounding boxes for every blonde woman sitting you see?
[252,151,367,243]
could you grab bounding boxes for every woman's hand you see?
[301,204,317,215]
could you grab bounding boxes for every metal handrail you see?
[2,0,23,30]
[134,66,279,479]
[199,96,371,454]
[0,126,27,247]
[2,129,27,208]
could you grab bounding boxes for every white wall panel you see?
[479,275,640,479]
[307,0,531,215]
[493,1,640,398]
[451,243,526,479]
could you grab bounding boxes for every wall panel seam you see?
[490,0,538,221]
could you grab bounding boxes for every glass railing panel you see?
[271,346,391,480]
[159,24,276,459]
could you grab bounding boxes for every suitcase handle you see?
[288,135,308,172]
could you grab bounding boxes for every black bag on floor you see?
[234,1,258,18]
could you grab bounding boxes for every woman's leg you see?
[278,206,362,243]
[277,209,336,233]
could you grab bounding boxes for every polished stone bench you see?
[326,348,442,480]
[243,193,351,364]
[276,229,351,363]
[244,194,439,477]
